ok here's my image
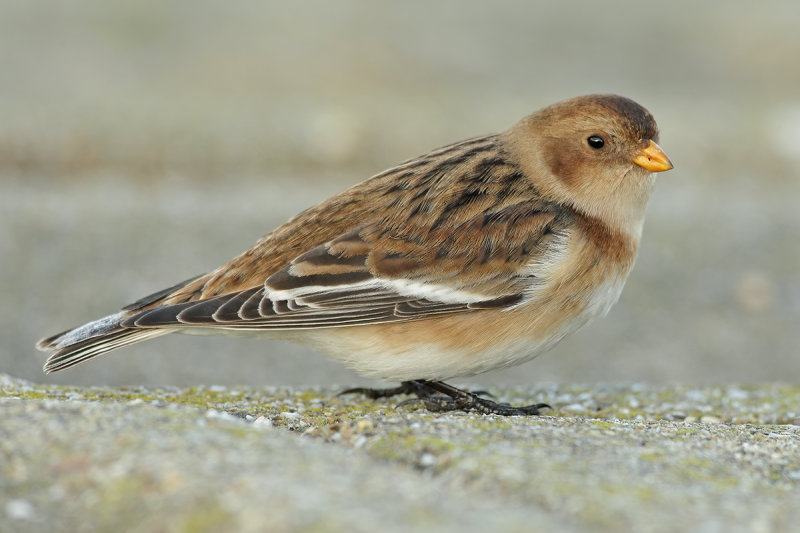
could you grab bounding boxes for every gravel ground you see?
[2,374,799,533]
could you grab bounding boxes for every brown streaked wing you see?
[173,135,504,301]
[121,199,569,331]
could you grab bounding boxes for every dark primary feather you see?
[43,328,167,373]
[122,287,515,330]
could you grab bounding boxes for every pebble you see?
[5,499,35,521]
[206,409,239,422]
[418,453,437,468]
[253,416,273,428]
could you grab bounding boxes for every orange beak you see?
[633,140,673,172]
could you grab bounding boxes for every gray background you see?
[3,1,799,387]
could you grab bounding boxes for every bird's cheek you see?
[543,142,585,189]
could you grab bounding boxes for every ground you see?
[2,374,799,533]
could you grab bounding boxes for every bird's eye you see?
[586,135,605,149]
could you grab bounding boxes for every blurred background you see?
[2,1,798,387]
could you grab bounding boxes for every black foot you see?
[342,380,548,416]
[338,381,428,399]
[414,381,550,416]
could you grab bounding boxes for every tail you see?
[37,312,171,373]
[37,274,204,373]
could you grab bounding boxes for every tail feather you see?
[37,312,170,374]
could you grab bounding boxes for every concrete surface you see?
[2,374,799,533]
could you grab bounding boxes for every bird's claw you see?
[341,380,550,416]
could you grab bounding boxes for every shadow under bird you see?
[38,94,673,415]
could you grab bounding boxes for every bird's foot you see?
[412,381,550,416]
[343,380,546,416]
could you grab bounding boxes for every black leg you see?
[341,379,549,416]
[338,381,429,399]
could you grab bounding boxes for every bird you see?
[37,94,673,415]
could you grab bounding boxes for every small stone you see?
[206,409,238,422]
[252,416,273,428]
[700,415,721,424]
[5,499,35,521]
[418,453,437,468]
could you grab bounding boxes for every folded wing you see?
[41,199,570,373]
[124,208,564,330]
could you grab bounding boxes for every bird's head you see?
[508,94,673,238]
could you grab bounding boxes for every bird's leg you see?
[412,380,551,416]
[339,381,429,399]
[341,380,495,401]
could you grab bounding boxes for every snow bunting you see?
[38,94,672,415]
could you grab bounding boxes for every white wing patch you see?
[265,278,490,308]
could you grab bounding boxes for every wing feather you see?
[119,200,570,332]
[213,287,262,321]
